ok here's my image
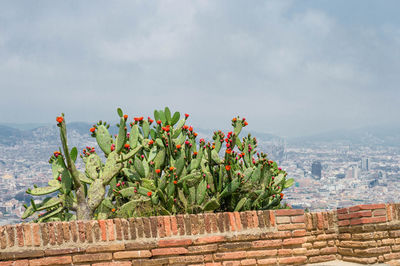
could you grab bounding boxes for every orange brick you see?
[338,211,372,220]
[214,251,247,261]
[188,244,218,254]
[276,216,291,224]
[291,215,305,223]
[277,223,305,231]
[152,247,188,256]
[29,256,72,266]
[158,238,193,247]
[234,212,242,231]
[170,216,178,236]
[283,237,305,246]
[275,209,304,216]
[279,256,307,264]
[338,220,350,226]
[337,208,348,214]
[164,216,171,237]
[269,211,275,227]
[86,243,124,253]
[246,249,277,258]
[278,249,292,256]
[241,258,257,265]
[106,219,114,241]
[32,224,41,247]
[257,258,277,265]
[350,216,386,225]
[114,250,152,259]
[92,262,132,266]
[228,212,236,231]
[252,239,282,248]
[194,235,226,244]
[73,253,112,263]
[292,229,306,237]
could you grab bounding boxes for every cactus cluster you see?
[23,108,294,222]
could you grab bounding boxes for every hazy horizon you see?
[1,1,400,138]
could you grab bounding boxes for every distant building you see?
[311,161,322,179]
[361,158,369,171]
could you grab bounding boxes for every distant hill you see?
[288,125,400,146]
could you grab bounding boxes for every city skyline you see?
[1,1,400,137]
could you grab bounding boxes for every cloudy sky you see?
[0,1,399,137]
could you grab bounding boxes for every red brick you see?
[77,221,85,243]
[228,212,236,231]
[106,219,115,241]
[152,247,188,256]
[308,255,336,263]
[125,241,157,250]
[350,216,386,225]
[69,221,78,243]
[73,253,112,263]
[170,216,178,235]
[234,212,242,231]
[338,220,350,226]
[158,238,193,247]
[279,256,307,264]
[194,235,226,244]
[257,258,277,265]
[337,208,348,214]
[136,217,144,238]
[275,209,304,216]
[269,211,275,227]
[128,218,137,240]
[164,216,172,237]
[252,239,282,248]
[29,256,72,266]
[214,251,247,261]
[44,248,83,256]
[86,243,125,253]
[283,237,305,246]
[338,210,372,220]
[6,226,15,247]
[98,220,107,241]
[142,218,151,238]
[150,216,158,238]
[261,231,291,239]
[176,214,185,235]
[114,250,152,259]
[349,205,361,212]
[22,224,32,246]
[316,213,324,229]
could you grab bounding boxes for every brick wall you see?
[0,203,399,265]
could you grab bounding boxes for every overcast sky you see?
[0,1,399,137]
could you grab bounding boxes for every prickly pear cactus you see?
[23,107,294,222]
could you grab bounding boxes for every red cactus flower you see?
[176,144,181,149]
[225,165,231,171]
[244,121,248,126]
[111,208,116,212]
[193,151,198,156]
[56,116,63,123]
[193,133,198,137]
[149,140,154,145]
[53,151,61,157]
[157,120,162,124]
[123,114,128,120]
[89,127,96,133]
[169,166,175,171]
[124,143,130,149]
[148,117,154,124]
[232,117,237,122]
[226,149,232,154]
[147,191,152,197]
[280,193,284,199]
[182,125,189,130]
[188,126,193,132]
[155,169,161,174]
[185,113,189,118]
[173,180,177,185]
[111,144,115,151]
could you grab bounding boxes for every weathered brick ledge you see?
[1,203,400,265]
